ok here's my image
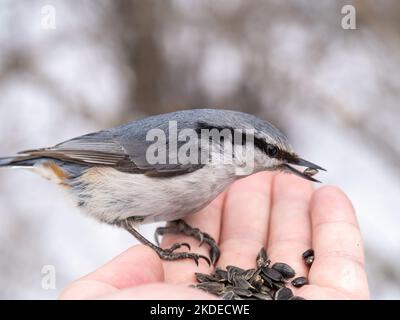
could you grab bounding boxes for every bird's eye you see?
[266,144,278,157]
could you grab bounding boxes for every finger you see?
[60,245,164,299]
[309,186,369,299]
[267,173,313,285]
[99,283,218,300]
[217,172,274,269]
[162,192,226,284]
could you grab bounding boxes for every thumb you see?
[60,245,164,299]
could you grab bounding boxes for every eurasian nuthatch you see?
[0,109,325,265]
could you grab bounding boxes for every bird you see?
[0,109,325,265]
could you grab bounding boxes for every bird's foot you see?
[119,218,210,266]
[155,219,220,265]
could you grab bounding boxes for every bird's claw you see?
[158,250,211,266]
[195,254,211,267]
[192,230,220,264]
[154,219,220,265]
[164,242,191,253]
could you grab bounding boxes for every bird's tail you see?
[0,157,15,167]
[0,156,38,168]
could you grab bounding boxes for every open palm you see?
[61,172,369,300]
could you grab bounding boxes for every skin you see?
[60,172,369,300]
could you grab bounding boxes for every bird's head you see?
[246,119,326,182]
[195,109,326,182]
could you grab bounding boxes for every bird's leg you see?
[155,219,220,265]
[120,218,211,266]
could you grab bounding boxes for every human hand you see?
[60,172,369,299]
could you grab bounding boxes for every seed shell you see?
[232,287,253,297]
[195,272,219,283]
[274,287,294,300]
[195,282,225,295]
[291,276,308,288]
[271,262,296,279]
[303,168,318,177]
[290,296,306,300]
[261,266,285,282]
[256,248,269,268]
[232,276,254,290]
[214,267,229,282]
[302,249,315,266]
[252,292,273,300]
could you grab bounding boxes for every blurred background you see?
[0,0,399,299]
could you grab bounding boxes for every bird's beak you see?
[282,157,326,183]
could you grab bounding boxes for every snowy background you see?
[0,0,399,299]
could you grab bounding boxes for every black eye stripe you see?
[257,139,298,162]
[195,122,299,162]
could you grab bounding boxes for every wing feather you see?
[18,129,204,176]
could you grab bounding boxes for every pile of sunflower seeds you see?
[192,247,314,300]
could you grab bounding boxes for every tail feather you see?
[0,156,38,167]
[0,157,14,167]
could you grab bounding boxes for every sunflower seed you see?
[291,276,308,288]
[232,287,253,297]
[302,249,314,266]
[227,265,245,273]
[222,290,242,300]
[261,266,285,282]
[192,247,309,301]
[195,272,219,283]
[271,263,296,279]
[259,285,273,295]
[252,292,273,300]
[221,291,236,300]
[272,281,286,290]
[232,276,254,290]
[214,267,229,282]
[302,249,314,259]
[195,282,225,295]
[243,268,257,280]
[274,287,294,300]
[303,167,318,177]
[305,256,314,266]
[227,265,245,282]
[260,273,274,288]
[249,273,264,290]
[290,296,307,300]
[256,248,270,268]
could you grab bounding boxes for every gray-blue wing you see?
[18,129,203,176]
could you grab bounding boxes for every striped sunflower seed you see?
[271,263,296,279]
[256,248,270,268]
[274,287,294,300]
[261,266,285,282]
[291,276,308,288]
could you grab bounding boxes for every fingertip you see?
[308,185,369,297]
[311,185,357,226]
[313,185,350,202]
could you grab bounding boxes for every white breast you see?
[74,165,238,224]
